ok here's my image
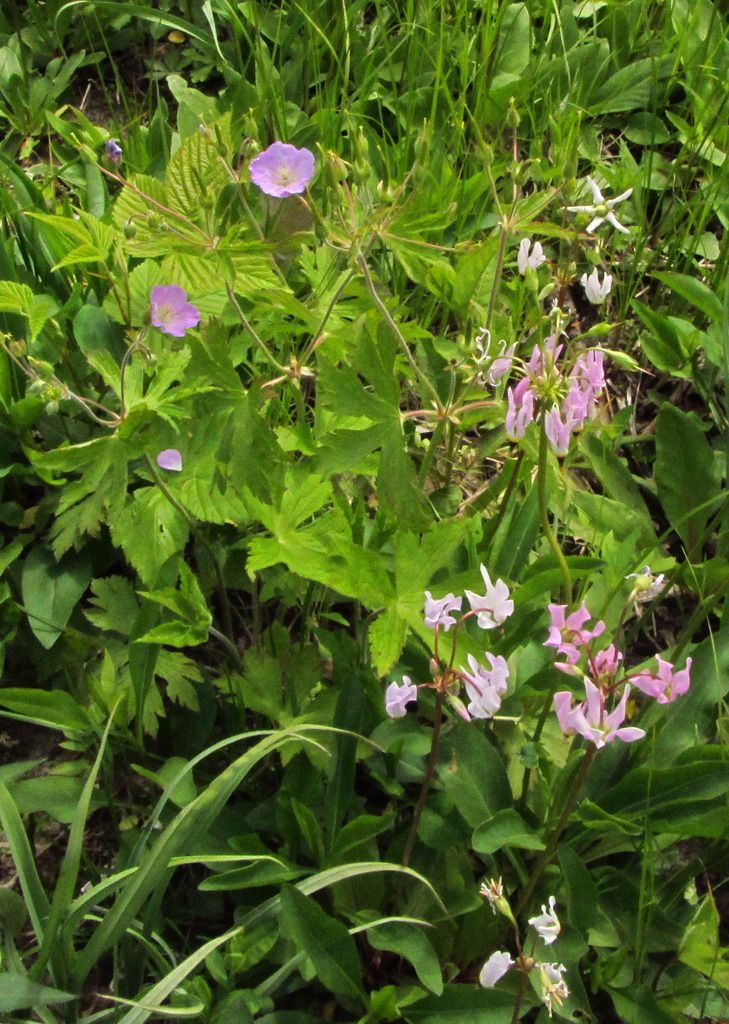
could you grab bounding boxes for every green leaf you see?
[279,884,366,1004]
[632,299,690,375]
[85,576,140,635]
[0,688,91,734]
[368,921,442,995]
[653,271,724,323]
[472,808,545,854]
[0,888,27,937]
[655,405,721,558]
[608,984,681,1024]
[439,727,512,827]
[678,892,729,989]
[404,986,514,1023]
[0,974,75,1012]
[110,488,189,586]
[21,547,92,649]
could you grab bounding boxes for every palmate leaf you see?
[110,488,190,587]
[165,117,231,223]
[0,281,59,342]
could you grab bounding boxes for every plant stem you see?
[537,421,572,604]
[402,691,445,867]
[356,251,443,411]
[511,970,529,1024]
[516,744,596,916]
[145,455,239,666]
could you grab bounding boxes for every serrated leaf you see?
[166,127,228,222]
[155,650,201,710]
[369,607,408,676]
[110,488,189,586]
[85,576,140,634]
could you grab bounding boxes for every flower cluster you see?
[546,602,692,747]
[504,337,606,457]
[384,565,514,722]
[479,887,568,1017]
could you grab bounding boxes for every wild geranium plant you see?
[0,6,725,1018]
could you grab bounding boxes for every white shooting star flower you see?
[567,177,633,234]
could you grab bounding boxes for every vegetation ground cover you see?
[0,1,728,1021]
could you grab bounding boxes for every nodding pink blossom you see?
[562,379,592,426]
[527,336,563,376]
[461,652,509,719]
[485,343,516,386]
[424,591,462,631]
[630,655,692,704]
[528,895,561,945]
[581,268,613,304]
[570,350,605,418]
[385,677,418,718]
[249,141,315,197]
[544,406,577,457]
[517,237,546,275]
[505,378,535,440]
[553,681,645,748]
[465,565,514,629]
[479,950,514,988]
[592,644,623,685]
[545,603,605,664]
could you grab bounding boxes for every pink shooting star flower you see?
[461,652,509,719]
[249,141,315,197]
[545,603,605,664]
[630,655,692,704]
[505,378,536,440]
[150,286,200,337]
[526,336,563,377]
[592,644,623,686]
[544,406,577,457]
[385,677,418,718]
[465,565,514,629]
[553,680,645,749]
[424,591,462,631]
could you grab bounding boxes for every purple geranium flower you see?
[104,139,123,164]
[150,286,200,337]
[249,142,315,197]
[157,449,183,472]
